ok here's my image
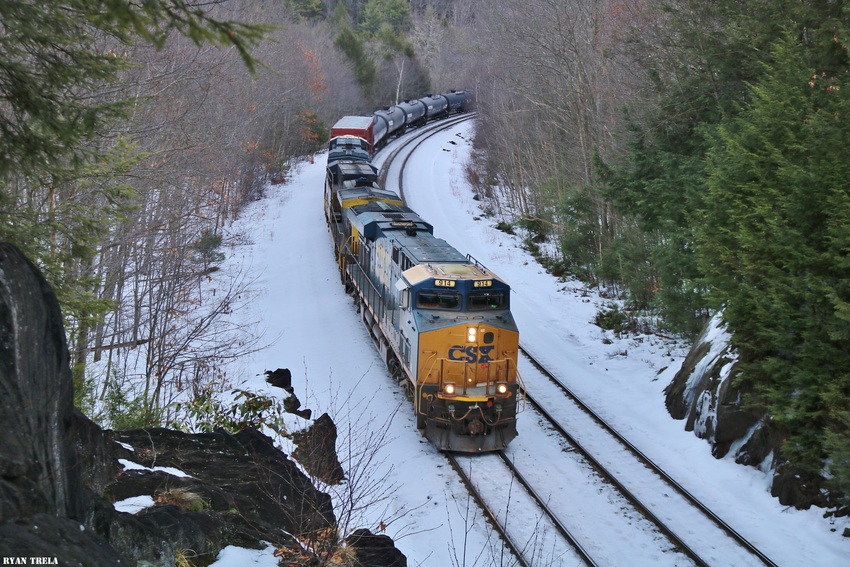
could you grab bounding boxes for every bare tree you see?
[463,0,652,285]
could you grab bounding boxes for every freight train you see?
[324,91,525,452]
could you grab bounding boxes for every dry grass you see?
[154,487,207,512]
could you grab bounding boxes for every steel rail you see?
[523,389,707,566]
[445,453,530,567]
[378,112,476,197]
[496,452,598,566]
[520,345,779,567]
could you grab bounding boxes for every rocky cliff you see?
[0,243,406,566]
[664,312,843,513]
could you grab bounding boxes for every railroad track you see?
[446,451,596,567]
[516,345,779,566]
[375,112,475,197]
[444,348,779,566]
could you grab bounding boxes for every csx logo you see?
[448,345,494,363]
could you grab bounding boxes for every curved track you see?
[375,112,475,196]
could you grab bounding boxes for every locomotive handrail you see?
[348,256,386,322]
[336,235,355,277]
[466,253,490,273]
[509,360,527,413]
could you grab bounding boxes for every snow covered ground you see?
[177,121,850,566]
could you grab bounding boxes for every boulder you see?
[345,528,408,567]
[292,412,346,485]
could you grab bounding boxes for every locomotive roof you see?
[336,185,403,208]
[327,160,378,179]
[347,204,470,263]
[396,236,469,264]
[346,203,432,239]
[403,262,502,286]
[327,148,370,164]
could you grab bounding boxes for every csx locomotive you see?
[324,92,525,452]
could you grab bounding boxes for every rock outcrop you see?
[292,413,346,485]
[104,426,337,564]
[345,529,408,567]
[0,243,407,565]
[0,243,124,563]
[664,312,837,511]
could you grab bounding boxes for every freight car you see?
[324,123,524,452]
[328,90,471,159]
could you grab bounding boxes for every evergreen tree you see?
[0,0,267,368]
[699,32,850,489]
[334,22,377,97]
[598,0,847,336]
[359,0,411,39]
[285,0,326,21]
[0,1,266,180]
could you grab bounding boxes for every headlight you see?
[496,382,508,395]
[443,383,456,396]
[466,327,477,343]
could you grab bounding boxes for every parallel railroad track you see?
[376,112,475,197]
[517,345,779,566]
[446,451,596,567]
[381,118,778,566]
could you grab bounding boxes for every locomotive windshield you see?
[416,291,461,310]
[468,290,507,310]
[416,290,507,311]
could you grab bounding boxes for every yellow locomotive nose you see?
[417,323,520,397]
